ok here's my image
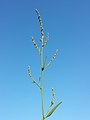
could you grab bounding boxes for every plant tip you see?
[28,66,30,73]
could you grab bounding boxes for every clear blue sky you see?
[0,0,90,120]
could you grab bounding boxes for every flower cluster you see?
[52,49,58,60]
[32,37,41,55]
[42,34,49,47]
[50,88,55,107]
[35,9,44,42]
[28,66,30,74]
[50,49,58,63]
[45,49,58,68]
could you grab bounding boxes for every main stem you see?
[41,40,45,120]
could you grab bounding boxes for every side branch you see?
[28,66,41,90]
[45,49,58,69]
[32,37,41,56]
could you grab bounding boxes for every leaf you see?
[45,102,62,118]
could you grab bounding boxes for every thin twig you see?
[28,66,41,90]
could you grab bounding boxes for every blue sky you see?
[0,0,90,120]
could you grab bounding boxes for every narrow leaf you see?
[45,102,62,118]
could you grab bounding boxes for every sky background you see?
[0,0,90,120]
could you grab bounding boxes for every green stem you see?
[41,70,44,119]
[41,39,45,120]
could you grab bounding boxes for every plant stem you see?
[41,70,44,120]
[41,39,45,120]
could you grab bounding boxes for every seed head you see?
[52,88,55,98]
[32,37,34,42]
[28,66,30,73]
[56,49,58,54]
[35,9,44,42]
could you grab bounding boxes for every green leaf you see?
[45,102,62,118]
